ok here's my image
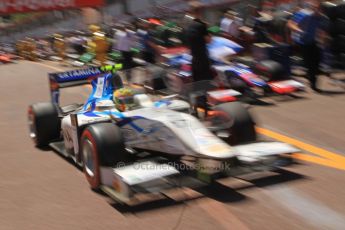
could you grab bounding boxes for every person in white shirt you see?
[114,24,135,80]
[115,25,134,53]
[220,11,243,39]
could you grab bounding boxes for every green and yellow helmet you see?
[113,88,135,112]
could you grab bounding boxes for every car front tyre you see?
[80,123,129,190]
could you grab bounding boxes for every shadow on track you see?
[108,168,306,214]
[109,182,247,214]
[318,89,345,96]
[233,168,307,191]
[41,144,306,214]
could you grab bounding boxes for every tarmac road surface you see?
[1,61,345,230]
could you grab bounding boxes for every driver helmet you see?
[113,88,135,112]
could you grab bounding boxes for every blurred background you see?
[1,1,345,230]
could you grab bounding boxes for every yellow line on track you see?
[293,153,345,171]
[257,127,345,170]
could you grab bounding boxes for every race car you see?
[0,53,13,63]
[28,65,298,204]
[159,36,305,97]
[0,50,18,64]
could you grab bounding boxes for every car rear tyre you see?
[254,60,286,81]
[28,102,60,147]
[144,64,167,90]
[212,102,256,145]
[80,123,129,190]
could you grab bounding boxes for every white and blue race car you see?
[28,65,298,203]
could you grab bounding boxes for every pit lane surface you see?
[1,61,345,230]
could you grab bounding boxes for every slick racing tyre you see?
[211,102,256,145]
[28,102,60,147]
[80,123,129,190]
[254,60,286,81]
[164,69,185,94]
[144,65,167,91]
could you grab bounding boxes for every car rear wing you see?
[49,65,122,105]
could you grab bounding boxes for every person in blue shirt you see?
[287,0,329,92]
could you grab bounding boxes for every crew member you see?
[287,0,329,91]
[184,1,213,82]
[53,34,65,62]
[220,10,243,42]
[115,24,135,80]
[137,19,157,64]
[16,40,24,58]
[93,31,109,66]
